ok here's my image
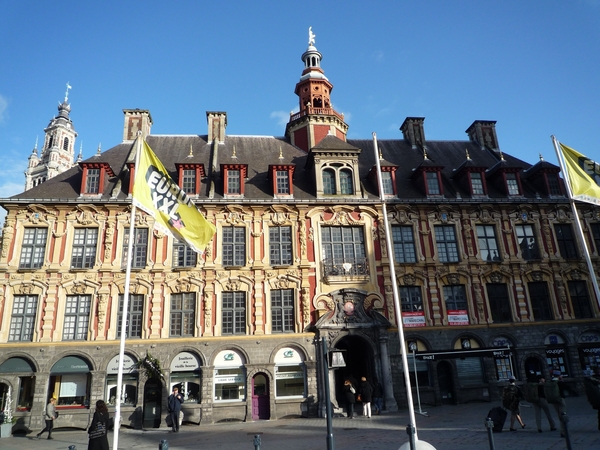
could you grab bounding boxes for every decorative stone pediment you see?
[314,289,390,329]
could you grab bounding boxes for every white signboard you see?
[107,354,137,374]
[402,312,426,328]
[170,352,200,371]
[447,310,469,326]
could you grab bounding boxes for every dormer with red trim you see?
[222,164,248,198]
[411,150,445,197]
[79,151,115,196]
[522,154,564,198]
[176,161,206,196]
[285,28,348,152]
[269,163,295,198]
[452,149,489,197]
[368,151,398,197]
[486,154,524,197]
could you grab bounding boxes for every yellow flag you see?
[132,141,216,253]
[560,143,600,206]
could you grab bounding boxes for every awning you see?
[414,347,512,361]
[51,356,92,374]
[0,357,36,373]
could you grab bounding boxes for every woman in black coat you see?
[88,400,110,450]
[343,379,356,419]
[359,377,373,418]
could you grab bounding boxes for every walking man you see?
[167,386,184,432]
[534,376,557,433]
[37,397,56,439]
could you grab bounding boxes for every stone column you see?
[379,333,398,411]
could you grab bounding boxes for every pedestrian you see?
[359,376,373,418]
[583,370,600,431]
[372,377,383,415]
[502,376,525,431]
[87,400,110,450]
[547,375,567,437]
[343,379,356,419]
[167,386,184,432]
[533,376,557,433]
[36,397,57,439]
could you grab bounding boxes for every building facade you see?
[1,33,600,433]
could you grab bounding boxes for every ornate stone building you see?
[1,32,599,433]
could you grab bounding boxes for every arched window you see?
[340,169,353,194]
[170,352,202,403]
[213,350,246,402]
[323,169,336,194]
[63,137,70,151]
[274,347,306,398]
[49,356,92,408]
[106,354,138,406]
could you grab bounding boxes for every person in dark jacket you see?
[359,377,373,418]
[372,377,383,415]
[534,376,557,433]
[343,380,356,419]
[503,376,525,431]
[168,386,184,432]
[584,372,600,431]
[88,400,110,450]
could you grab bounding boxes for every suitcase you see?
[487,406,507,433]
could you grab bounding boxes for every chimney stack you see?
[123,109,153,142]
[466,120,499,152]
[400,117,426,150]
[207,111,227,143]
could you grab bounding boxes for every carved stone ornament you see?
[570,270,582,280]
[226,279,241,291]
[70,283,87,295]
[19,284,34,295]
[447,274,460,285]
[489,271,503,283]
[531,271,544,282]
[403,274,416,285]
[322,209,362,226]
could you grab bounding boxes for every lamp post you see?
[322,336,335,450]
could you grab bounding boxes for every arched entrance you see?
[142,379,162,428]
[333,335,375,408]
[437,361,455,404]
[251,373,270,420]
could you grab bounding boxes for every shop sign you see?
[170,352,200,371]
[447,310,469,326]
[402,312,426,327]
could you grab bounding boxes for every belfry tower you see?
[285,27,348,152]
[25,83,78,190]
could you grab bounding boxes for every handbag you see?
[54,411,59,418]
[357,394,362,402]
[88,422,106,440]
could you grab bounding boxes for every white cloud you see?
[0,94,8,123]
[270,110,293,128]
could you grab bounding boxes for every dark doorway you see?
[251,373,270,420]
[142,379,162,428]
[437,361,455,405]
[333,335,374,408]
[524,357,544,381]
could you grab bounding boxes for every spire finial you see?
[279,146,284,160]
[539,153,544,161]
[499,150,505,161]
[465,148,471,160]
[188,143,194,158]
[77,142,83,162]
[64,82,72,102]
[96,143,101,156]
[423,147,429,160]
[35,136,38,150]
[308,27,316,46]
[232,145,237,159]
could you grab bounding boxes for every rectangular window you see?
[568,280,593,319]
[9,295,38,341]
[516,224,541,260]
[71,228,98,269]
[86,168,100,194]
[391,225,417,263]
[486,284,512,323]
[19,228,47,269]
[275,364,306,397]
[434,225,459,263]
[339,170,353,195]
[222,291,246,335]
[322,169,336,194]
[63,295,91,340]
[214,367,246,401]
[17,376,35,411]
[443,285,467,310]
[269,226,292,266]
[426,172,440,195]
[170,292,195,337]
[591,223,600,254]
[271,289,294,333]
[122,228,148,268]
[399,286,423,313]
[547,173,562,196]
[321,226,367,276]
[182,169,196,194]
[555,224,578,259]
[470,172,484,195]
[222,227,246,266]
[227,169,241,194]
[477,224,500,261]
[527,282,553,321]
[173,238,197,268]
[117,294,144,338]
[276,170,290,194]
[506,173,520,195]
[381,171,394,195]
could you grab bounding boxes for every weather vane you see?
[65,82,72,102]
[308,27,316,46]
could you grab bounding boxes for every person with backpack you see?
[503,376,525,431]
[533,376,557,433]
[371,377,383,415]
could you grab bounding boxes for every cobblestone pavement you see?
[4,395,600,450]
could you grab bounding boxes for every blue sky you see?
[1,1,599,225]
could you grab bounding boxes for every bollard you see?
[159,438,169,450]
[406,423,417,450]
[561,412,573,450]
[485,417,495,450]
[253,434,261,450]
[68,446,77,450]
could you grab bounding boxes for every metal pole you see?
[322,337,335,450]
[412,349,427,416]
[406,423,417,450]
[485,417,495,450]
[253,434,262,450]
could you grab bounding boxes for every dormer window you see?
[79,162,114,196]
[470,172,485,195]
[320,164,358,196]
[323,169,336,194]
[269,164,295,198]
[381,171,394,195]
[546,173,562,196]
[505,173,520,195]
[426,172,440,195]
[340,169,353,194]
[176,163,205,196]
[222,164,248,197]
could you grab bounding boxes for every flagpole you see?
[552,136,600,309]
[112,134,142,450]
[372,133,420,444]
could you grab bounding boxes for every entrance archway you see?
[142,379,162,428]
[251,373,270,420]
[333,335,375,408]
[437,361,455,405]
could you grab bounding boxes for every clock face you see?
[343,301,355,316]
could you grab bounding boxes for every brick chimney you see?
[123,109,153,142]
[207,111,227,143]
[466,120,499,152]
[400,117,426,149]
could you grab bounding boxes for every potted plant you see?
[0,387,15,438]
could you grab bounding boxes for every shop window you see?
[213,350,246,402]
[0,357,36,411]
[106,354,138,407]
[491,336,515,381]
[455,358,485,387]
[578,331,600,376]
[274,348,306,398]
[170,352,202,403]
[49,356,92,408]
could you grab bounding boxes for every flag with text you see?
[560,143,600,206]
